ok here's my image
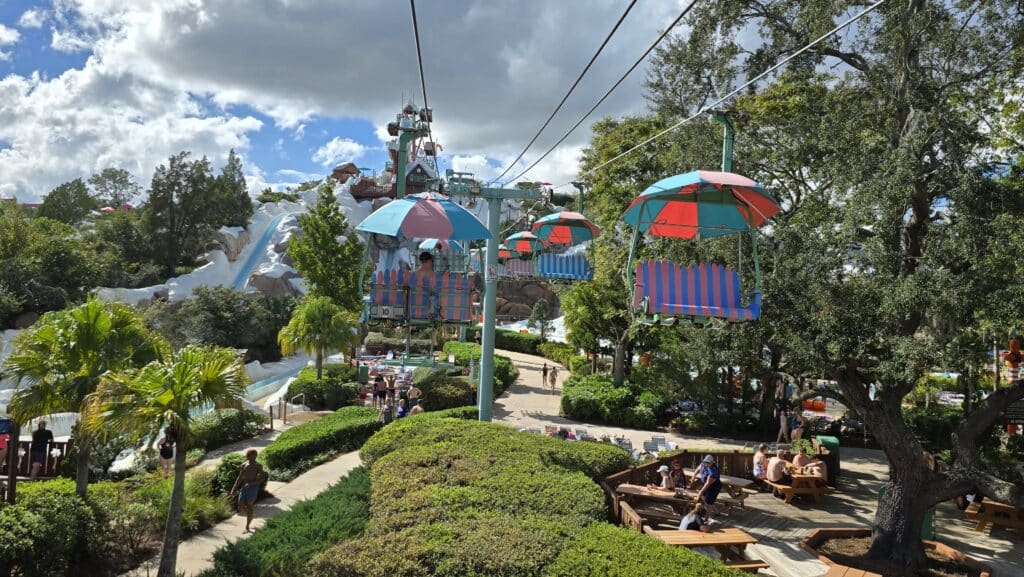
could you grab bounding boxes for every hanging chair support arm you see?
[710,110,734,173]
[625,198,647,294]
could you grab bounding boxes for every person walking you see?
[29,421,53,481]
[229,449,266,533]
[542,363,548,387]
[158,427,176,477]
[549,366,559,392]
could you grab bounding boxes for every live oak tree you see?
[88,167,141,208]
[288,181,365,312]
[639,0,1024,567]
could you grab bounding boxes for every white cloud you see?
[0,24,20,60]
[18,8,47,28]
[312,137,366,167]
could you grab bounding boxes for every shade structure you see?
[497,244,519,259]
[356,192,491,240]
[531,211,601,246]
[622,170,780,239]
[504,231,545,254]
[419,238,464,253]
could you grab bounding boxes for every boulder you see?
[247,271,302,297]
[216,227,251,262]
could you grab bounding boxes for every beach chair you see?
[643,441,660,453]
[651,436,668,450]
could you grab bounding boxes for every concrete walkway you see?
[492,349,1024,577]
[126,429,362,576]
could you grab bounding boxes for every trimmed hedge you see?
[192,408,267,451]
[318,417,736,577]
[364,332,431,355]
[200,466,371,577]
[440,341,519,395]
[288,366,360,410]
[462,327,545,354]
[261,406,381,472]
[537,342,579,365]
[544,522,743,577]
[560,373,664,430]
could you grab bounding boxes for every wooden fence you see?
[3,439,72,478]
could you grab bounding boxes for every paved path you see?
[493,349,1024,577]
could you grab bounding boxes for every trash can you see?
[815,435,841,476]
[878,483,934,540]
[358,364,369,385]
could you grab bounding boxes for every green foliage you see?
[261,406,381,472]
[439,341,519,395]
[1,478,99,576]
[143,151,220,275]
[495,328,544,354]
[528,299,555,340]
[212,453,269,498]
[191,409,268,452]
[279,296,359,379]
[202,467,371,577]
[256,188,300,204]
[132,469,232,535]
[288,182,366,310]
[537,342,580,366]
[288,365,360,410]
[39,177,98,224]
[144,286,296,363]
[210,149,254,228]
[903,405,963,452]
[89,167,142,208]
[560,374,663,430]
[363,331,432,355]
[544,522,743,577]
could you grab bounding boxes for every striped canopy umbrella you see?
[498,243,519,259]
[622,170,779,239]
[531,211,601,246]
[356,192,491,240]
[418,238,465,253]
[504,231,545,254]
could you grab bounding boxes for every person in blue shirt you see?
[396,399,408,418]
[688,454,723,517]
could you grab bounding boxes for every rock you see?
[496,280,559,316]
[247,271,301,297]
[372,197,392,211]
[216,227,251,262]
[14,312,39,329]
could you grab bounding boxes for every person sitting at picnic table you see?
[649,465,675,491]
[670,459,687,487]
[678,502,711,532]
[767,449,792,486]
[688,455,723,517]
[753,443,769,480]
[792,446,813,468]
[804,456,828,487]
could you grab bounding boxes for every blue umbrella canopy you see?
[419,238,465,252]
[356,192,491,240]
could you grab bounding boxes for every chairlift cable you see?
[489,0,640,186]
[503,0,699,186]
[578,0,889,181]
[409,0,441,175]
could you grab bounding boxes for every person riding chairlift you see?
[417,251,434,272]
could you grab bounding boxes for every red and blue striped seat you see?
[367,271,475,324]
[366,269,409,321]
[632,260,761,321]
[538,254,593,281]
[504,258,535,277]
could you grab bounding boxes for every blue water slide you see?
[232,212,294,290]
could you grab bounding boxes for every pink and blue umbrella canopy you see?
[504,231,545,254]
[622,170,780,239]
[356,192,492,240]
[531,211,601,246]
[418,238,464,252]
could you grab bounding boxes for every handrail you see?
[289,393,306,407]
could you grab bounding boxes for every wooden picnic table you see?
[683,467,755,501]
[765,472,834,504]
[615,483,742,514]
[965,499,1024,537]
[644,527,758,561]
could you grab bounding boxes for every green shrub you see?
[0,506,48,576]
[288,366,361,410]
[202,467,371,577]
[364,332,431,355]
[132,469,232,536]
[417,405,479,420]
[261,406,381,472]
[544,522,744,577]
[560,374,664,430]
[440,341,518,396]
[495,328,543,354]
[538,342,577,365]
[424,379,473,411]
[2,479,99,577]
[192,408,267,451]
[903,405,963,451]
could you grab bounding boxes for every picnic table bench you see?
[765,474,834,504]
[615,483,744,514]
[643,527,769,573]
[965,500,1024,537]
[683,467,756,504]
[823,566,881,577]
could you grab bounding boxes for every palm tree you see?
[278,296,359,380]
[4,298,165,497]
[88,345,247,577]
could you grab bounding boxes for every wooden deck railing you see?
[3,440,72,478]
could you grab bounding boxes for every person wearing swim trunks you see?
[230,449,265,533]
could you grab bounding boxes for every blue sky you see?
[0,0,681,201]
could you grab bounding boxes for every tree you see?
[88,168,141,207]
[143,152,218,276]
[527,299,554,340]
[278,296,359,380]
[637,0,1024,566]
[288,181,365,311]
[38,178,97,224]
[87,345,247,577]
[3,298,165,497]
[210,149,254,227]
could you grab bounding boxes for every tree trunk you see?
[316,348,324,380]
[75,438,92,498]
[613,338,627,387]
[157,438,188,577]
[869,466,931,567]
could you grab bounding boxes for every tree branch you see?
[953,378,1024,468]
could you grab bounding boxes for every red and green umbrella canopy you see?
[622,170,779,239]
[531,211,601,246]
[497,244,519,259]
[504,231,546,254]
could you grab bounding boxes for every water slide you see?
[232,211,296,290]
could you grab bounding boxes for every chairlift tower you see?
[387,106,431,199]
[446,169,544,421]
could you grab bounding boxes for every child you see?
[678,503,710,532]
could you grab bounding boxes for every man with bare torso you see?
[230,449,265,533]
